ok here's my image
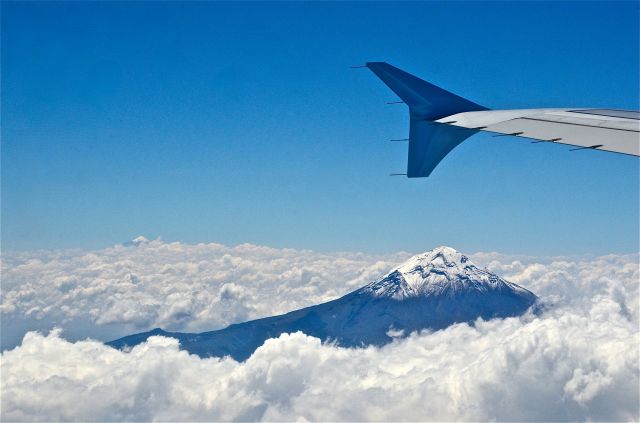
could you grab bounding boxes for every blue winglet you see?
[366,62,488,177]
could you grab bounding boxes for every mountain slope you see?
[108,246,537,361]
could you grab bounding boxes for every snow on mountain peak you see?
[123,236,150,247]
[396,246,468,273]
[361,246,527,300]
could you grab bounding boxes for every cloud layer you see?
[2,298,637,421]
[1,240,638,421]
[1,238,407,346]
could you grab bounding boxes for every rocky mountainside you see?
[109,246,537,361]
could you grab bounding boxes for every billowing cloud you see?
[3,240,637,347]
[1,240,638,421]
[0,240,640,421]
[1,238,408,347]
[2,293,637,421]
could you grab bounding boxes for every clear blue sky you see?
[2,1,638,255]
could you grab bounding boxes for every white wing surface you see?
[436,108,639,156]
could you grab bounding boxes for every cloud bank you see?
[1,238,407,347]
[1,239,638,421]
[2,299,637,421]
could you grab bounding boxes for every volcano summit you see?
[109,246,537,360]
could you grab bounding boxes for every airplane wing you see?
[365,62,640,178]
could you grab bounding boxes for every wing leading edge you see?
[365,62,640,177]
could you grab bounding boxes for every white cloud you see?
[1,239,408,347]
[1,240,638,421]
[2,294,637,421]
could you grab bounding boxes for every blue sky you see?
[2,1,638,255]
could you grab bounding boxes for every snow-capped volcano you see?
[122,236,150,247]
[363,246,531,299]
[109,246,537,361]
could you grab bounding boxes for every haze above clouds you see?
[1,239,638,421]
